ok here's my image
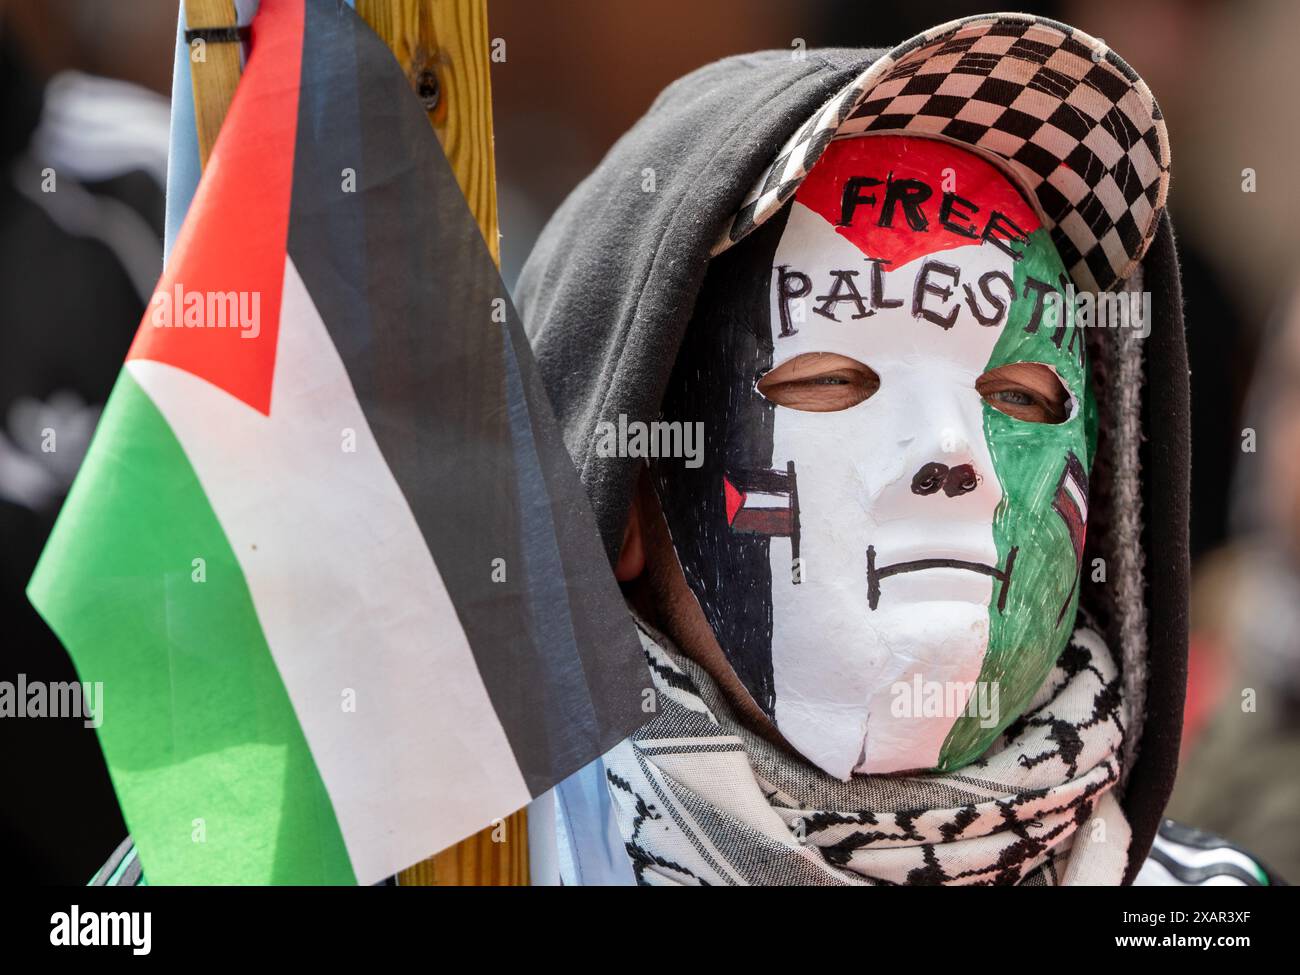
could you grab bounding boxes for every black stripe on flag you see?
[285,0,649,795]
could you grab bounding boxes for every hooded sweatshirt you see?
[516,15,1204,885]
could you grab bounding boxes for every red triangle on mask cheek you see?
[723,476,747,525]
[793,134,1041,268]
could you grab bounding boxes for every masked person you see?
[518,13,1282,885]
[91,12,1283,890]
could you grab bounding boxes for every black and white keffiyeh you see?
[606,617,1133,885]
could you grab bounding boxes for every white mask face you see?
[654,133,1094,781]
[767,197,1011,776]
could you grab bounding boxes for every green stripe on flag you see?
[28,370,355,885]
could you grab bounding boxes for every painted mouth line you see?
[866,544,1019,612]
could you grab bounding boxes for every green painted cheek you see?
[936,228,1093,771]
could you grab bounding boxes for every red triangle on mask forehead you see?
[793,134,1042,269]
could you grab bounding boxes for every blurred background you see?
[2,0,1297,883]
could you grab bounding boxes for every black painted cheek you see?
[651,203,796,718]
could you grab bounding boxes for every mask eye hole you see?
[757,352,880,413]
[976,362,1071,424]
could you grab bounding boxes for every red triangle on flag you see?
[126,0,305,417]
[723,476,747,525]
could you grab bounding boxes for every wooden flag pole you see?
[183,0,243,169]
[356,0,500,265]
[185,0,524,886]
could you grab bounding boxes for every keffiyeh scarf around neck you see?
[605,617,1133,885]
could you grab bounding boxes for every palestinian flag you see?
[1052,450,1090,564]
[1052,450,1090,624]
[723,463,801,578]
[27,0,647,886]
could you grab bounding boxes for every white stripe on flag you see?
[127,257,531,883]
[743,491,789,510]
[1064,473,1087,521]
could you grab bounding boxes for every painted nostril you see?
[911,461,948,496]
[943,464,979,497]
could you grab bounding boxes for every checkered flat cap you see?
[713,13,1171,293]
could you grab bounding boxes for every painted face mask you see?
[652,133,1097,779]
